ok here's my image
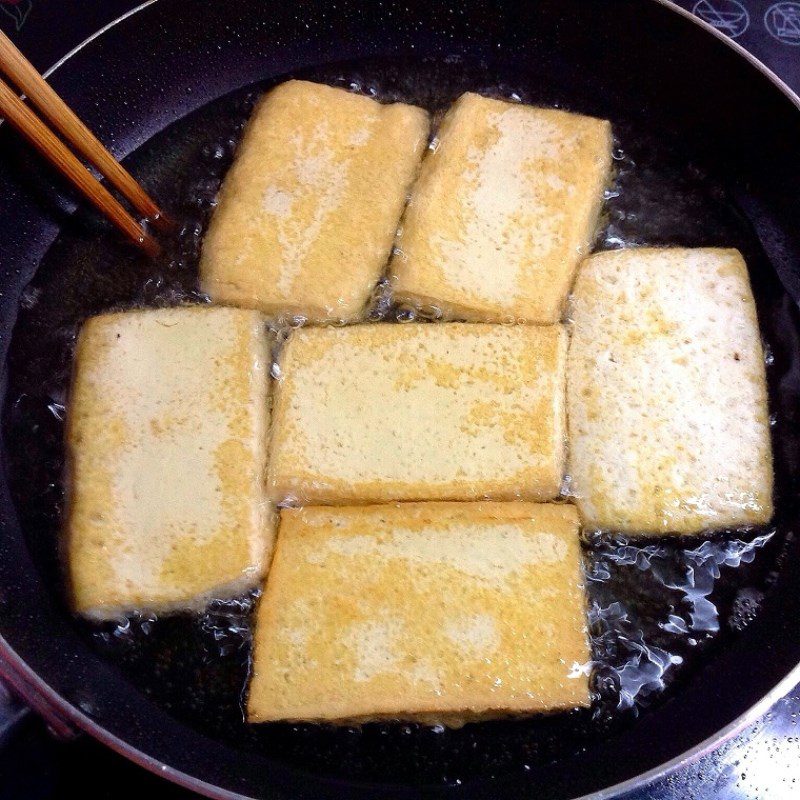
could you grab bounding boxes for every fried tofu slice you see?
[66,306,274,617]
[247,502,589,724]
[200,79,429,323]
[390,93,612,324]
[567,247,773,534]
[268,323,567,504]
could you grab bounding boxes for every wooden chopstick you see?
[0,77,160,257]
[0,29,167,255]
[0,29,170,232]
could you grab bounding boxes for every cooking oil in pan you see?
[3,57,797,785]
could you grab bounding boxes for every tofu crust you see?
[267,323,567,504]
[567,247,773,534]
[247,502,589,724]
[200,79,430,323]
[66,306,275,617]
[390,92,612,324]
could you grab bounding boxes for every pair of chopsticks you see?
[0,29,168,257]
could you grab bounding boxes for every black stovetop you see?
[0,1,799,798]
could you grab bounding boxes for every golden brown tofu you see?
[66,306,274,617]
[268,323,567,504]
[247,502,590,724]
[390,92,612,324]
[567,247,773,534]
[200,80,429,323]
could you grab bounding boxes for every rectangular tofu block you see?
[200,79,430,323]
[247,502,589,724]
[567,247,773,534]
[268,323,567,504]
[66,306,274,617]
[390,92,612,324]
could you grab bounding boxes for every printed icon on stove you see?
[0,0,33,31]
[692,0,750,38]
[765,2,800,44]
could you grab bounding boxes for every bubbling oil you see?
[3,56,794,785]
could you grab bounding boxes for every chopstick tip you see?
[138,233,162,259]
[150,210,176,235]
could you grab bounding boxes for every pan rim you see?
[1,0,799,798]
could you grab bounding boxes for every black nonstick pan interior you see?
[1,2,800,799]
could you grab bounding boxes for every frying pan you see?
[1,0,800,797]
